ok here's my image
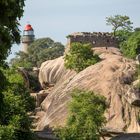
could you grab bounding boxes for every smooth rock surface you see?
[37,47,140,134]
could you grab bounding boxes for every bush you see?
[120,31,140,59]
[55,89,107,140]
[0,68,35,140]
[64,43,100,72]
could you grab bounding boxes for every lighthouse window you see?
[24,30,34,35]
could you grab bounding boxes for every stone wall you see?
[66,32,118,52]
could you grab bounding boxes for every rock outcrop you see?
[37,47,140,134]
[39,56,76,88]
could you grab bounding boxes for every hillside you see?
[34,47,140,138]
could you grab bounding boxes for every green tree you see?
[0,68,35,140]
[3,68,35,111]
[0,1,35,139]
[115,29,132,43]
[0,0,25,113]
[106,15,133,36]
[120,31,140,59]
[0,0,25,65]
[55,89,107,140]
[10,38,65,68]
[134,27,140,32]
[0,0,25,112]
[10,52,33,68]
[10,38,64,92]
[64,43,100,72]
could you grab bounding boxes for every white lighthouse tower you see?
[21,24,35,53]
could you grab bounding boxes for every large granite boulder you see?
[39,56,76,88]
[37,47,140,134]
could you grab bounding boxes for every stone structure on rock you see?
[66,32,118,53]
[21,24,35,53]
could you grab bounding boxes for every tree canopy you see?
[120,31,140,59]
[10,37,64,92]
[11,37,65,68]
[0,0,36,139]
[0,68,35,140]
[0,0,25,116]
[0,0,25,65]
[64,43,100,72]
[55,89,107,140]
[106,15,133,36]
[134,27,140,32]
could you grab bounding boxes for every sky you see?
[8,0,140,60]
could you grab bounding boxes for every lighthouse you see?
[21,24,35,53]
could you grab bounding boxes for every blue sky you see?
[8,0,140,60]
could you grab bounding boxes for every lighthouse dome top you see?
[24,24,33,31]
